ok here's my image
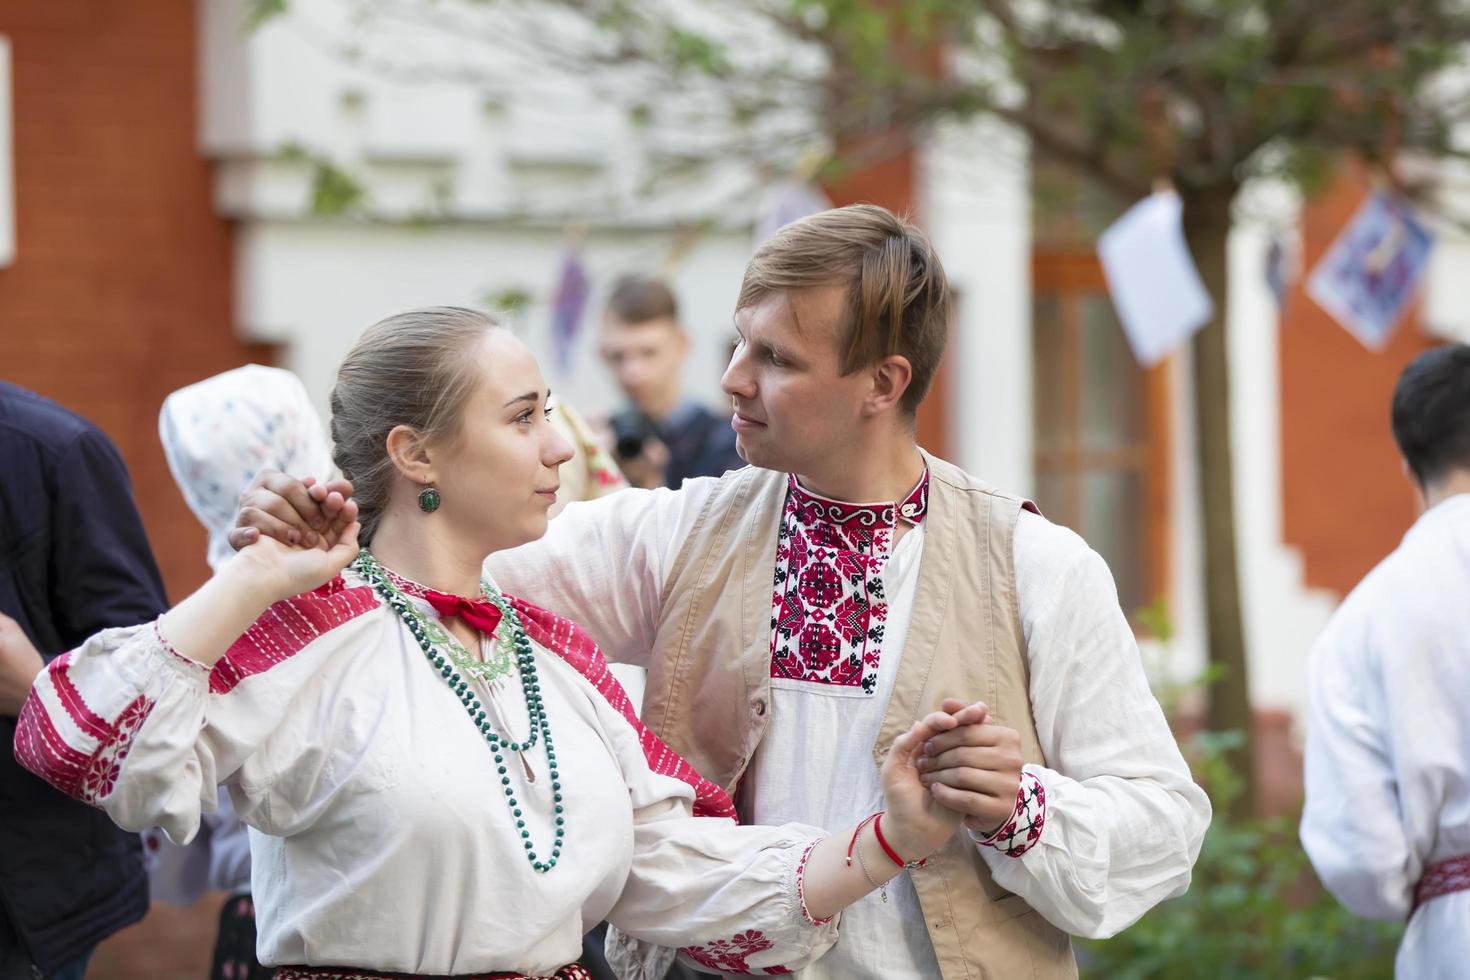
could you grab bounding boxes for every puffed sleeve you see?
[13,580,384,845]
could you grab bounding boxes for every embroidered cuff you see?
[970,769,1047,858]
[795,836,834,925]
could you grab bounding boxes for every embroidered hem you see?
[971,769,1047,858]
[795,836,833,926]
[154,620,209,673]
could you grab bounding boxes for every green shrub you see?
[1080,731,1402,979]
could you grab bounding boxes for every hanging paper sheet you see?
[1306,192,1434,350]
[1097,189,1215,366]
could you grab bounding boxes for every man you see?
[1301,344,1470,979]
[235,205,1209,977]
[0,382,169,979]
[598,274,743,489]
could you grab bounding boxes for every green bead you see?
[501,776,510,786]
[497,766,507,775]
[520,830,530,839]
[555,817,564,826]
[554,804,563,814]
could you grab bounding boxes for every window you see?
[1031,253,1170,619]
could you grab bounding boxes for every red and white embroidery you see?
[78,694,154,803]
[511,596,738,821]
[1416,854,1470,910]
[769,472,928,694]
[973,769,1047,858]
[681,930,790,975]
[210,576,379,694]
[14,665,155,805]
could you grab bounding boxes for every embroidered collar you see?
[786,469,929,537]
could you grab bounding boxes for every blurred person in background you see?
[0,381,167,980]
[545,395,627,517]
[154,364,337,980]
[598,275,744,489]
[1302,343,1470,979]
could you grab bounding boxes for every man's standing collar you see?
[786,469,930,533]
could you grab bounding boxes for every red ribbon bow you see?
[423,590,504,640]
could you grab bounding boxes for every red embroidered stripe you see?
[211,577,379,694]
[509,596,738,821]
[14,674,155,807]
[47,650,111,741]
[1416,854,1470,909]
[14,690,92,797]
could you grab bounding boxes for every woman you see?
[15,308,974,979]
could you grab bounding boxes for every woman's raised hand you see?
[228,519,362,607]
[876,701,991,864]
[227,470,359,553]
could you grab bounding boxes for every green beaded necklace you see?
[353,549,566,873]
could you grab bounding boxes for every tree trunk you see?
[1181,183,1257,820]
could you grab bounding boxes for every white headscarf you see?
[159,364,335,571]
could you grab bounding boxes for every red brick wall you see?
[0,2,266,973]
[1280,165,1438,597]
[0,0,270,603]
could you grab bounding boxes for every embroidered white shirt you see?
[15,569,838,976]
[1301,494,1470,979]
[493,475,1211,970]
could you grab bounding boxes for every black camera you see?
[610,410,660,460]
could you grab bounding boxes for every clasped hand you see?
[878,700,1025,860]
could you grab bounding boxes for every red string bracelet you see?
[873,812,928,869]
[845,812,881,867]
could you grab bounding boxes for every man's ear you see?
[863,355,913,418]
[386,425,435,484]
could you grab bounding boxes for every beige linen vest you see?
[641,451,1077,979]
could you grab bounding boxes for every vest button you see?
[754,699,767,716]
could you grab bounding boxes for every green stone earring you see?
[418,485,441,513]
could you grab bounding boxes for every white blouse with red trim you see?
[14,569,838,976]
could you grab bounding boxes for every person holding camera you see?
[598,275,744,489]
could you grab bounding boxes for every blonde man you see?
[236,205,1210,978]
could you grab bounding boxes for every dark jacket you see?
[660,401,744,489]
[0,382,167,973]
